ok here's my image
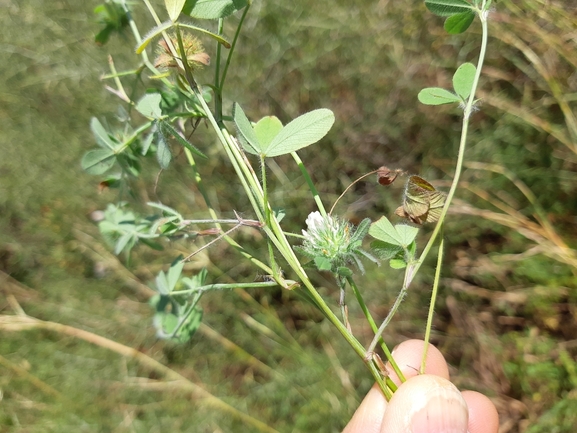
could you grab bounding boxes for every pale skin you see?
[344,340,499,433]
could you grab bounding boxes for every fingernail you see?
[410,378,468,433]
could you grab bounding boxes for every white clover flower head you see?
[301,211,354,267]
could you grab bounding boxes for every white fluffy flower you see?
[299,212,376,273]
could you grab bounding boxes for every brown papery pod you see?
[377,166,399,185]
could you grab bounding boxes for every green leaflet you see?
[165,0,186,21]
[418,87,461,105]
[262,109,335,157]
[452,62,477,100]
[424,0,473,17]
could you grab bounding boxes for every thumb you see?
[381,375,469,433]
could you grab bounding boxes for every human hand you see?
[343,340,499,433]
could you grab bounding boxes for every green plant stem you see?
[366,358,392,400]
[367,9,490,359]
[117,121,154,153]
[410,8,489,285]
[291,152,328,218]
[214,18,225,120]
[101,68,144,79]
[220,2,251,91]
[340,303,348,328]
[178,218,260,225]
[346,276,405,384]
[214,103,390,403]
[169,290,203,338]
[121,0,158,74]
[252,201,388,393]
[142,0,162,24]
[421,227,444,374]
[174,34,265,229]
[367,5,490,366]
[261,155,272,226]
[366,265,411,356]
[106,55,129,102]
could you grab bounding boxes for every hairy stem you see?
[411,8,489,284]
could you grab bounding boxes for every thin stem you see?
[215,18,224,89]
[178,218,261,225]
[116,121,154,153]
[169,290,203,338]
[291,152,327,218]
[181,222,242,262]
[347,276,406,383]
[214,18,225,121]
[365,8,490,367]
[107,55,130,102]
[366,265,411,355]
[187,81,266,225]
[261,155,271,226]
[329,170,377,216]
[421,227,444,374]
[367,5,490,370]
[101,68,143,79]
[171,281,279,295]
[121,0,157,73]
[366,358,392,400]
[338,279,349,330]
[142,0,162,25]
[408,9,490,286]
[259,157,283,277]
[220,2,251,91]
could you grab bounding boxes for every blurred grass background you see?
[1,0,576,432]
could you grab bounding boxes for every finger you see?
[342,384,388,433]
[462,391,499,433]
[344,340,450,432]
[385,339,450,385]
[380,374,469,433]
